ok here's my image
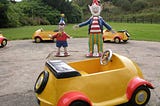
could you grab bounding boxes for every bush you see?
[68,3,83,23]
[19,17,50,26]
[45,9,60,25]
[6,4,22,27]
[121,0,131,11]
[131,0,148,12]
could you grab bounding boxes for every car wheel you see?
[34,71,49,94]
[35,37,42,43]
[1,39,7,47]
[129,86,150,106]
[114,37,120,43]
[69,100,90,106]
[52,38,55,42]
[103,38,105,42]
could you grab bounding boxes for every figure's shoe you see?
[86,53,93,57]
[98,53,102,57]
[55,52,60,57]
[64,52,69,56]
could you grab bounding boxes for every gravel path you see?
[0,38,160,106]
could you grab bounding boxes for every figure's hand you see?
[73,25,79,29]
[110,29,116,34]
[40,28,44,31]
[48,34,52,38]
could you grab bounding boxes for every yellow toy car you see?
[103,30,130,43]
[34,49,154,106]
[32,28,58,43]
[0,32,7,47]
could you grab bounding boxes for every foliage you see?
[72,0,91,7]
[109,0,148,12]
[120,0,131,11]
[6,3,22,27]
[146,0,160,7]
[0,0,159,28]
[0,0,9,27]
[42,0,83,23]
[17,0,60,25]
[0,0,83,27]
[131,0,148,12]
[101,0,159,23]
[68,3,83,23]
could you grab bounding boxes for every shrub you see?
[121,0,131,11]
[131,0,148,12]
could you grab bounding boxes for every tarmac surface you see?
[0,38,160,106]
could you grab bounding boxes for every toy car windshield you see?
[117,30,126,32]
[46,60,81,79]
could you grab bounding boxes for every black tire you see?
[128,86,150,106]
[114,37,120,43]
[69,100,90,106]
[34,71,49,94]
[35,37,42,43]
[1,39,7,47]
[103,38,105,43]
[123,40,128,43]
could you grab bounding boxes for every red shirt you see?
[54,32,70,41]
[90,16,101,34]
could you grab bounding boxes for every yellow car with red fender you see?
[103,30,130,43]
[0,33,7,47]
[32,28,58,43]
[34,49,154,106]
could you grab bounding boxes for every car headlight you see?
[34,71,49,94]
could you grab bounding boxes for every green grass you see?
[110,23,160,42]
[0,25,58,40]
[0,23,160,42]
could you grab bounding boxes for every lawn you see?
[0,23,160,42]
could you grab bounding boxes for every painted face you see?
[89,4,102,16]
[59,24,65,32]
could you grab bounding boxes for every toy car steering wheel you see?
[100,49,112,65]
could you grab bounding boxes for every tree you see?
[120,0,131,11]
[110,0,131,11]
[0,0,23,27]
[42,0,83,23]
[69,3,83,23]
[17,0,60,25]
[0,0,9,27]
[146,0,160,7]
[6,3,22,27]
[131,0,148,12]
[72,0,91,7]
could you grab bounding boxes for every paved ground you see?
[0,38,160,106]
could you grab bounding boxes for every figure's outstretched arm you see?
[78,18,91,27]
[66,34,71,38]
[73,18,92,29]
[101,18,115,33]
[101,18,112,31]
[49,33,57,39]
